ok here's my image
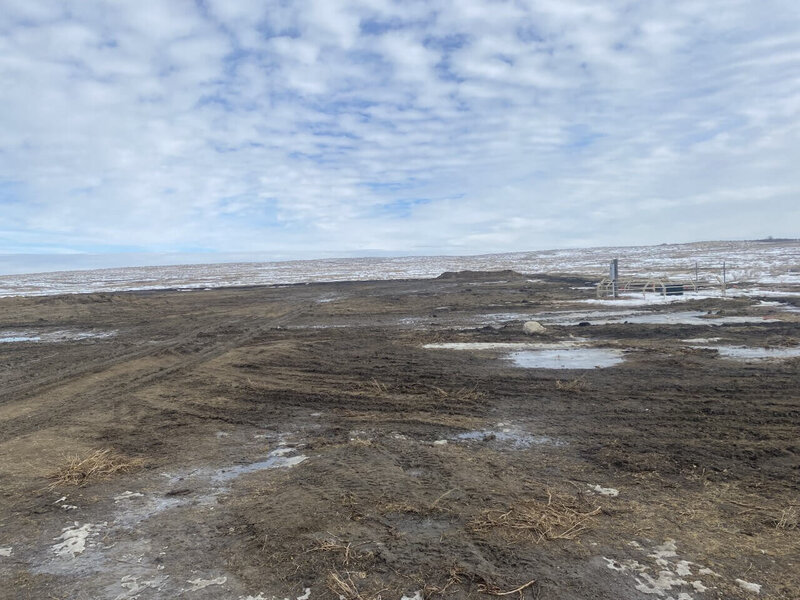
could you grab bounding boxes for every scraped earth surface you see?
[0,272,798,599]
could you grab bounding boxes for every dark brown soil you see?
[0,273,798,600]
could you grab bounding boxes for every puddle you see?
[423,342,552,350]
[422,342,542,350]
[509,347,624,369]
[0,329,115,343]
[542,310,772,326]
[696,345,800,361]
[455,429,562,448]
[424,341,625,369]
[111,446,309,527]
[454,422,564,449]
[210,453,307,484]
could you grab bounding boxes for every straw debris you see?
[50,449,144,487]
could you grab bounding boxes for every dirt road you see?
[0,272,798,599]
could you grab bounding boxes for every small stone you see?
[522,321,546,335]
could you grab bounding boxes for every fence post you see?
[610,259,619,299]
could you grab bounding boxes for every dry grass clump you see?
[430,385,485,403]
[424,567,536,599]
[471,492,600,542]
[555,378,588,392]
[50,448,144,487]
[326,570,385,600]
[307,537,374,566]
[773,506,797,530]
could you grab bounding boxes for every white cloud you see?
[0,0,797,258]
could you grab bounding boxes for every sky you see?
[0,0,799,264]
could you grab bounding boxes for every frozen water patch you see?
[112,447,309,527]
[424,341,625,369]
[546,310,771,326]
[702,345,800,361]
[0,335,41,342]
[0,329,115,343]
[52,522,104,558]
[211,453,308,483]
[0,547,12,557]
[510,347,624,369]
[424,342,555,350]
[454,427,563,449]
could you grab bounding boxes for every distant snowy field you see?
[0,240,798,298]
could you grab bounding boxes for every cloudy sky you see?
[1,0,798,261]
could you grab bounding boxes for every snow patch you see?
[649,540,679,560]
[736,579,762,594]
[634,570,688,596]
[114,574,169,599]
[588,484,619,497]
[52,522,103,558]
[186,576,227,591]
[703,345,800,361]
[0,547,12,557]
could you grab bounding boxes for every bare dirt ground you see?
[0,272,798,600]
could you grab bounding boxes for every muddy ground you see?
[0,271,798,600]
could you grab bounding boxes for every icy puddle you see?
[510,347,624,369]
[541,310,773,326]
[425,342,625,369]
[697,345,800,361]
[455,429,563,448]
[0,329,115,343]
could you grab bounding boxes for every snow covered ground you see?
[0,240,797,298]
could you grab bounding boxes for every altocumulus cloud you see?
[0,0,798,257]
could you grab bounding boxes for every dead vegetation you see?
[50,448,144,487]
[423,567,537,599]
[471,492,601,542]
[307,538,374,566]
[326,570,386,600]
[364,379,486,404]
[774,506,798,530]
[555,377,588,392]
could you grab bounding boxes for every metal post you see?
[610,258,619,299]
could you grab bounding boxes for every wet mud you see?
[0,272,798,599]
